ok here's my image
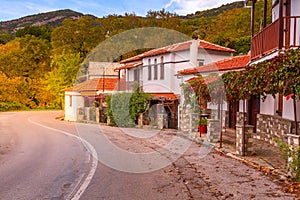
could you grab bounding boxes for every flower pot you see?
[199,125,207,134]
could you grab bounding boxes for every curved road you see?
[0,111,297,199]
[0,111,95,200]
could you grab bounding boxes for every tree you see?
[0,35,52,108]
[16,25,52,41]
[51,16,104,58]
[45,53,81,108]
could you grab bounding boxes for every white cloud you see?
[165,0,237,15]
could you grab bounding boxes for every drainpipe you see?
[117,69,121,91]
[293,91,298,135]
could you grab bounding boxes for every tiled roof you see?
[115,62,143,70]
[179,55,250,75]
[120,39,236,64]
[150,93,179,101]
[66,78,123,93]
[186,75,219,84]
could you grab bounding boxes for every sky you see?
[0,0,239,22]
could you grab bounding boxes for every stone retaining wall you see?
[256,114,293,144]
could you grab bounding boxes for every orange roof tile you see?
[67,78,123,93]
[115,62,143,70]
[120,39,236,64]
[186,76,219,84]
[151,93,179,101]
[179,55,250,75]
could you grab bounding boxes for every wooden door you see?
[229,101,239,129]
[248,95,260,132]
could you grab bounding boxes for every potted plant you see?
[199,118,207,134]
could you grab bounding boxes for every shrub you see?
[0,101,26,112]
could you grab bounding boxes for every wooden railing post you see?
[278,0,284,49]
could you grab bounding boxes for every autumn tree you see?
[51,16,104,58]
[45,53,81,108]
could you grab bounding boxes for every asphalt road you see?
[0,111,297,200]
[0,111,95,200]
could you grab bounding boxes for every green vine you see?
[274,138,300,181]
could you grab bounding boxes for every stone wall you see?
[237,112,248,125]
[256,114,293,144]
[76,107,97,122]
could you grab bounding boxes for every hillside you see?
[181,1,245,19]
[0,9,88,33]
[0,1,245,34]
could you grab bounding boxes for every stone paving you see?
[79,124,298,199]
[184,129,288,176]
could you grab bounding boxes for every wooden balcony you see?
[251,16,300,60]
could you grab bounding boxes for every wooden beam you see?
[263,0,268,28]
[278,0,284,49]
[251,0,256,37]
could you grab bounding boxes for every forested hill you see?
[0,1,245,33]
[0,9,87,33]
[182,1,244,19]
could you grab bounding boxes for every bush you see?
[106,87,150,127]
[0,101,27,112]
[106,93,135,127]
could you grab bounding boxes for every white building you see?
[64,62,122,121]
[116,38,235,128]
[178,55,250,129]
[246,0,300,140]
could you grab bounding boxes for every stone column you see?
[236,125,254,156]
[189,113,199,133]
[207,119,220,143]
[96,108,100,123]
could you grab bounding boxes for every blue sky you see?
[0,0,239,22]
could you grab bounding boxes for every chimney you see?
[190,35,199,68]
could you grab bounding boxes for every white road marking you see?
[28,117,98,200]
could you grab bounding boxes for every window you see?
[69,95,72,107]
[148,59,151,80]
[160,56,164,80]
[154,58,158,80]
[198,59,204,67]
[134,68,139,81]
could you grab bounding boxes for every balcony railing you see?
[251,16,300,60]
